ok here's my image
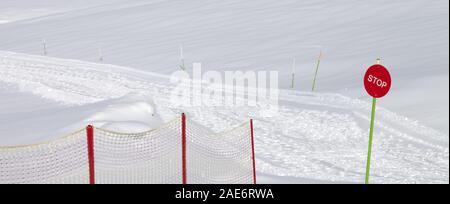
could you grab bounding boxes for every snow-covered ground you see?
[1,51,448,183]
[0,0,448,183]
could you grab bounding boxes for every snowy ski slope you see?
[0,0,448,183]
[0,51,448,183]
[0,0,448,133]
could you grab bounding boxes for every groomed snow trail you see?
[0,51,448,183]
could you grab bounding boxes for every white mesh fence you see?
[0,115,255,184]
[186,120,254,184]
[93,118,182,184]
[0,130,89,184]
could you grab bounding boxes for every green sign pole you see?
[365,97,377,184]
[363,58,391,184]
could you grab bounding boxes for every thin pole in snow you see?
[180,45,185,70]
[311,51,322,92]
[42,39,47,56]
[291,58,296,89]
[98,48,103,62]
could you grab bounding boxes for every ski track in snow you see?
[0,51,448,183]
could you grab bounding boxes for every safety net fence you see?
[0,114,256,184]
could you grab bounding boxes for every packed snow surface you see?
[0,0,448,183]
[1,51,448,183]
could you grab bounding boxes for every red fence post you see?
[86,125,95,184]
[181,113,187,184]
[250,119,257,184]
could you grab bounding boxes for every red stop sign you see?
[364,64,391,98]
